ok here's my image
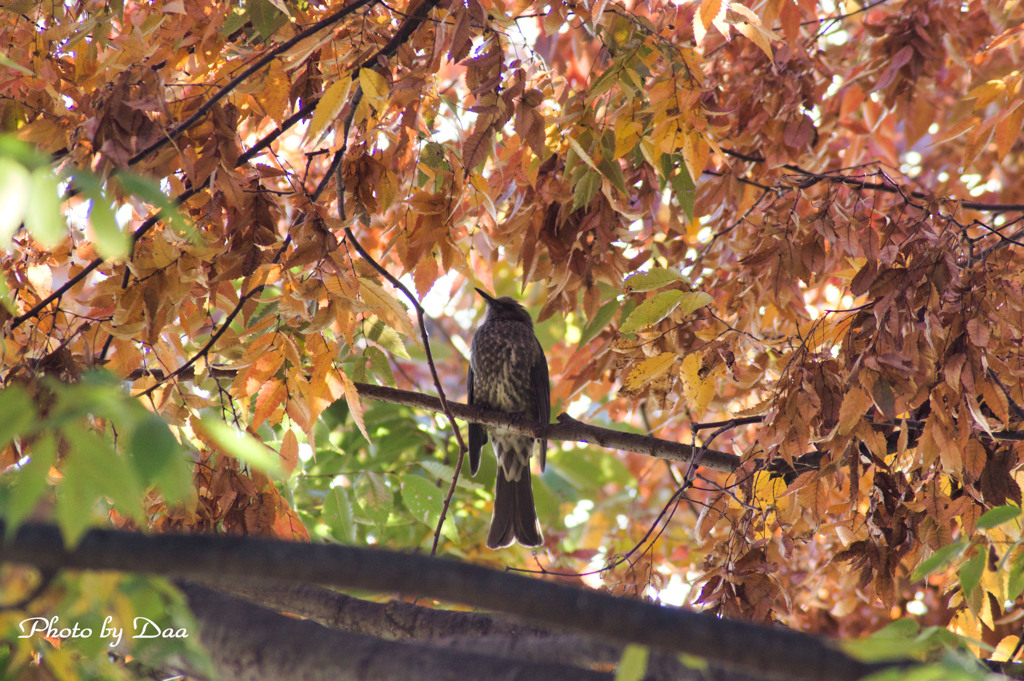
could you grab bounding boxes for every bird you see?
[467,288,550,549]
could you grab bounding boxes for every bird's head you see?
[475,288,534,326]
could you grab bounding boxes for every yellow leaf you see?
[615,644,649,681]
[993,636,1022,662]
[752,469,786,508]
[679,353,716,415]
[622,351,677,392]
[967,79,1007,109]
[357,277,416,339]
[614,120,642,158]
[260,59,290,124]
[680,132,710,185]
[359,67,389,102]
[734,20,773,60]
[305,76,353,146]
[694,0,729,44]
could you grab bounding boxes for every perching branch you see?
[352,383,743,473]
[122,367,742,472]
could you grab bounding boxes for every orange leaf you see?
[995,102,1024,161]
[280,428,300,476]
[339,368,369,441]
[252,379,287,428]
[837,387,871,435]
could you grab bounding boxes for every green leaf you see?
[912,541,966,581]
[373,428,426,464]
[57,425,146,543]
[24,166,66,247]
[88,196,126,258]
[624,268,685,293]
[0,157,30,244]
[840,619,921,662]
[660,153,695,222]
[364,346,396,386]
[221,5,249,37]
[578,298,620,348]
[324,487,356,543]
[200,417,282,476]
[677,653,709,670]
[0,52,33,76]
[588,66,620,100]
[573,169,601,211]
[598,156,628,196]
[1009,556,1024,601]
[247,0,288,39]
[678,291,713,316]
[419,460,483,490]
[977,504,1020,529]
[619,290,683,334]
[129,414,179,481]
[402,474,458,542]
[0,135,50,168]
[70,169,129,258]
[355,472,393,529]
[4,433,57,533]
[551,447,633,490]
[0,384,37,448]
[566,134,599,172]
[113,170,192,238]
[958,549,985,599]
[874,618,921,638]
[615,644,649,681]
[401,475,443,526]
[368,320,410,359]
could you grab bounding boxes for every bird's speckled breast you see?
[469,319,542,413]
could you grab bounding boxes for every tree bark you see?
[1,522,904,681]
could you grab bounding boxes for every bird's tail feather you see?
[487,467,543,549]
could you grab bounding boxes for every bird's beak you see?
[474,287,495,303]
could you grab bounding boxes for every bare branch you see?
[2,522,903,681]
[128,0,382,166]
[353,383,741,473]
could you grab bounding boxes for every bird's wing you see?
[467,364,485,475]
[533,338,550,471]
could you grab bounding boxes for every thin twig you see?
[134,235,293,399]
[341,225,469,554]
[692,416,763,431]
[329,0,452,556]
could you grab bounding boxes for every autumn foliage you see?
[2,0,1024,674]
